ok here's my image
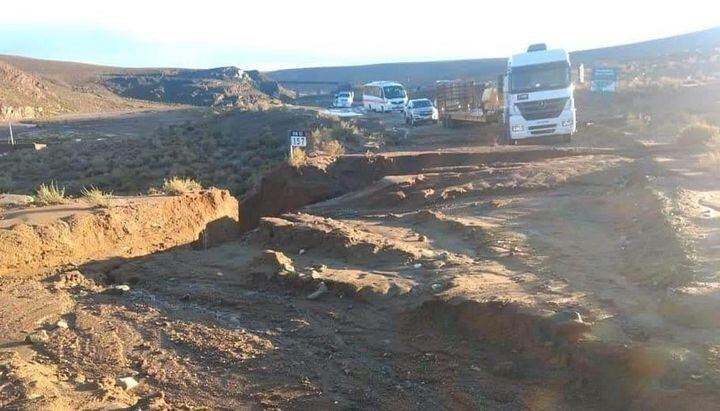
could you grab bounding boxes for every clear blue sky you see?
[0,1,717,71]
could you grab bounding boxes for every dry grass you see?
[81,186,112,207]
[698,150,720,173]
[288,147,308,167]
[316,139,345,157]
[162,177,202,195]
[35,182,66,205]
[676,122,720,147]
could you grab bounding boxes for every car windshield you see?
[413,100,432,108]
[383,85,406,99]
[510,61,570,93]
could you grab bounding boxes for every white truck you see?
[502,44,576,143]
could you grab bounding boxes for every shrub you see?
[81,186,112,207]
[676,122,720,146]
[35,182,66,205]
[317,139,345,156]
[699,150,720,173]
[162,177,202,195]
[288,147,307,167]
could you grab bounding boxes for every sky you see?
[0,1,717,71]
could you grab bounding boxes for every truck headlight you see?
[562,120,573,127]
[512,125,524,132]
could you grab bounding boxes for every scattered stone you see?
[298,248,306,255]
[431,283,443,292]
[55,319,69,329]
[312,263,328,272]
[418,234,428,242]
[550,310,591,342]
[0,194,34,207]
[413,263,423,269]
[25,330,50,345]
[105,284,131,295]
[117,376,139,391]
[251,250,295,278]
[307,282,329,300]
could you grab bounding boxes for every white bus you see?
[362,81,408,112]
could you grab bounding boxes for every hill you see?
[0,56,283,120]
[267,26,720,87]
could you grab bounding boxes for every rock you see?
[251,250,295,278]
[307,282,329,300]
[550,310,591,342]
[25,330,49,345]
[117,376,139,391]
[431,283,443,292]
[413,263,423,269]
[0,194,34,207]
[105,284,131,295]
[418,234,428,242]
[55,319,69,329]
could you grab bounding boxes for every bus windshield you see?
[383,86,406,99]
[510,61,570,93]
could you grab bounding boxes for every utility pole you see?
[8,121,15,145]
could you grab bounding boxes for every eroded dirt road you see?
[3,107,720,410]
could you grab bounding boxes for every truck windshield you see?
[383,86,406,99]
[413,100,432,108]
[510,61,570,93]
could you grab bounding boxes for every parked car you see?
[404,98,438,126]
[333,91,353,108]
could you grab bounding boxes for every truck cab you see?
[503,44,576,143]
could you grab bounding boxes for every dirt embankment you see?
[0,189,238,277]
[239,147,610,231]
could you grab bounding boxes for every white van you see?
[362,81,408,112]
[333,91,354,108]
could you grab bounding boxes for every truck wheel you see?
[381,105,385,113]
[409,117,415,127]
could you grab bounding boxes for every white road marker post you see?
[8,121,15,145]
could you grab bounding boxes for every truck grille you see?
[516,98,567,121]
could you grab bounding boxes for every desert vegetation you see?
[162,177,202,194]
[34,181,66,205]
[287,147,308,167]
[81,186,112,207]
[676,121,720,146]
[0,109,370,197]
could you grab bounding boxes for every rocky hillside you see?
[102,67,288,109]
[0,55,285,120]
[0,60,147,120]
